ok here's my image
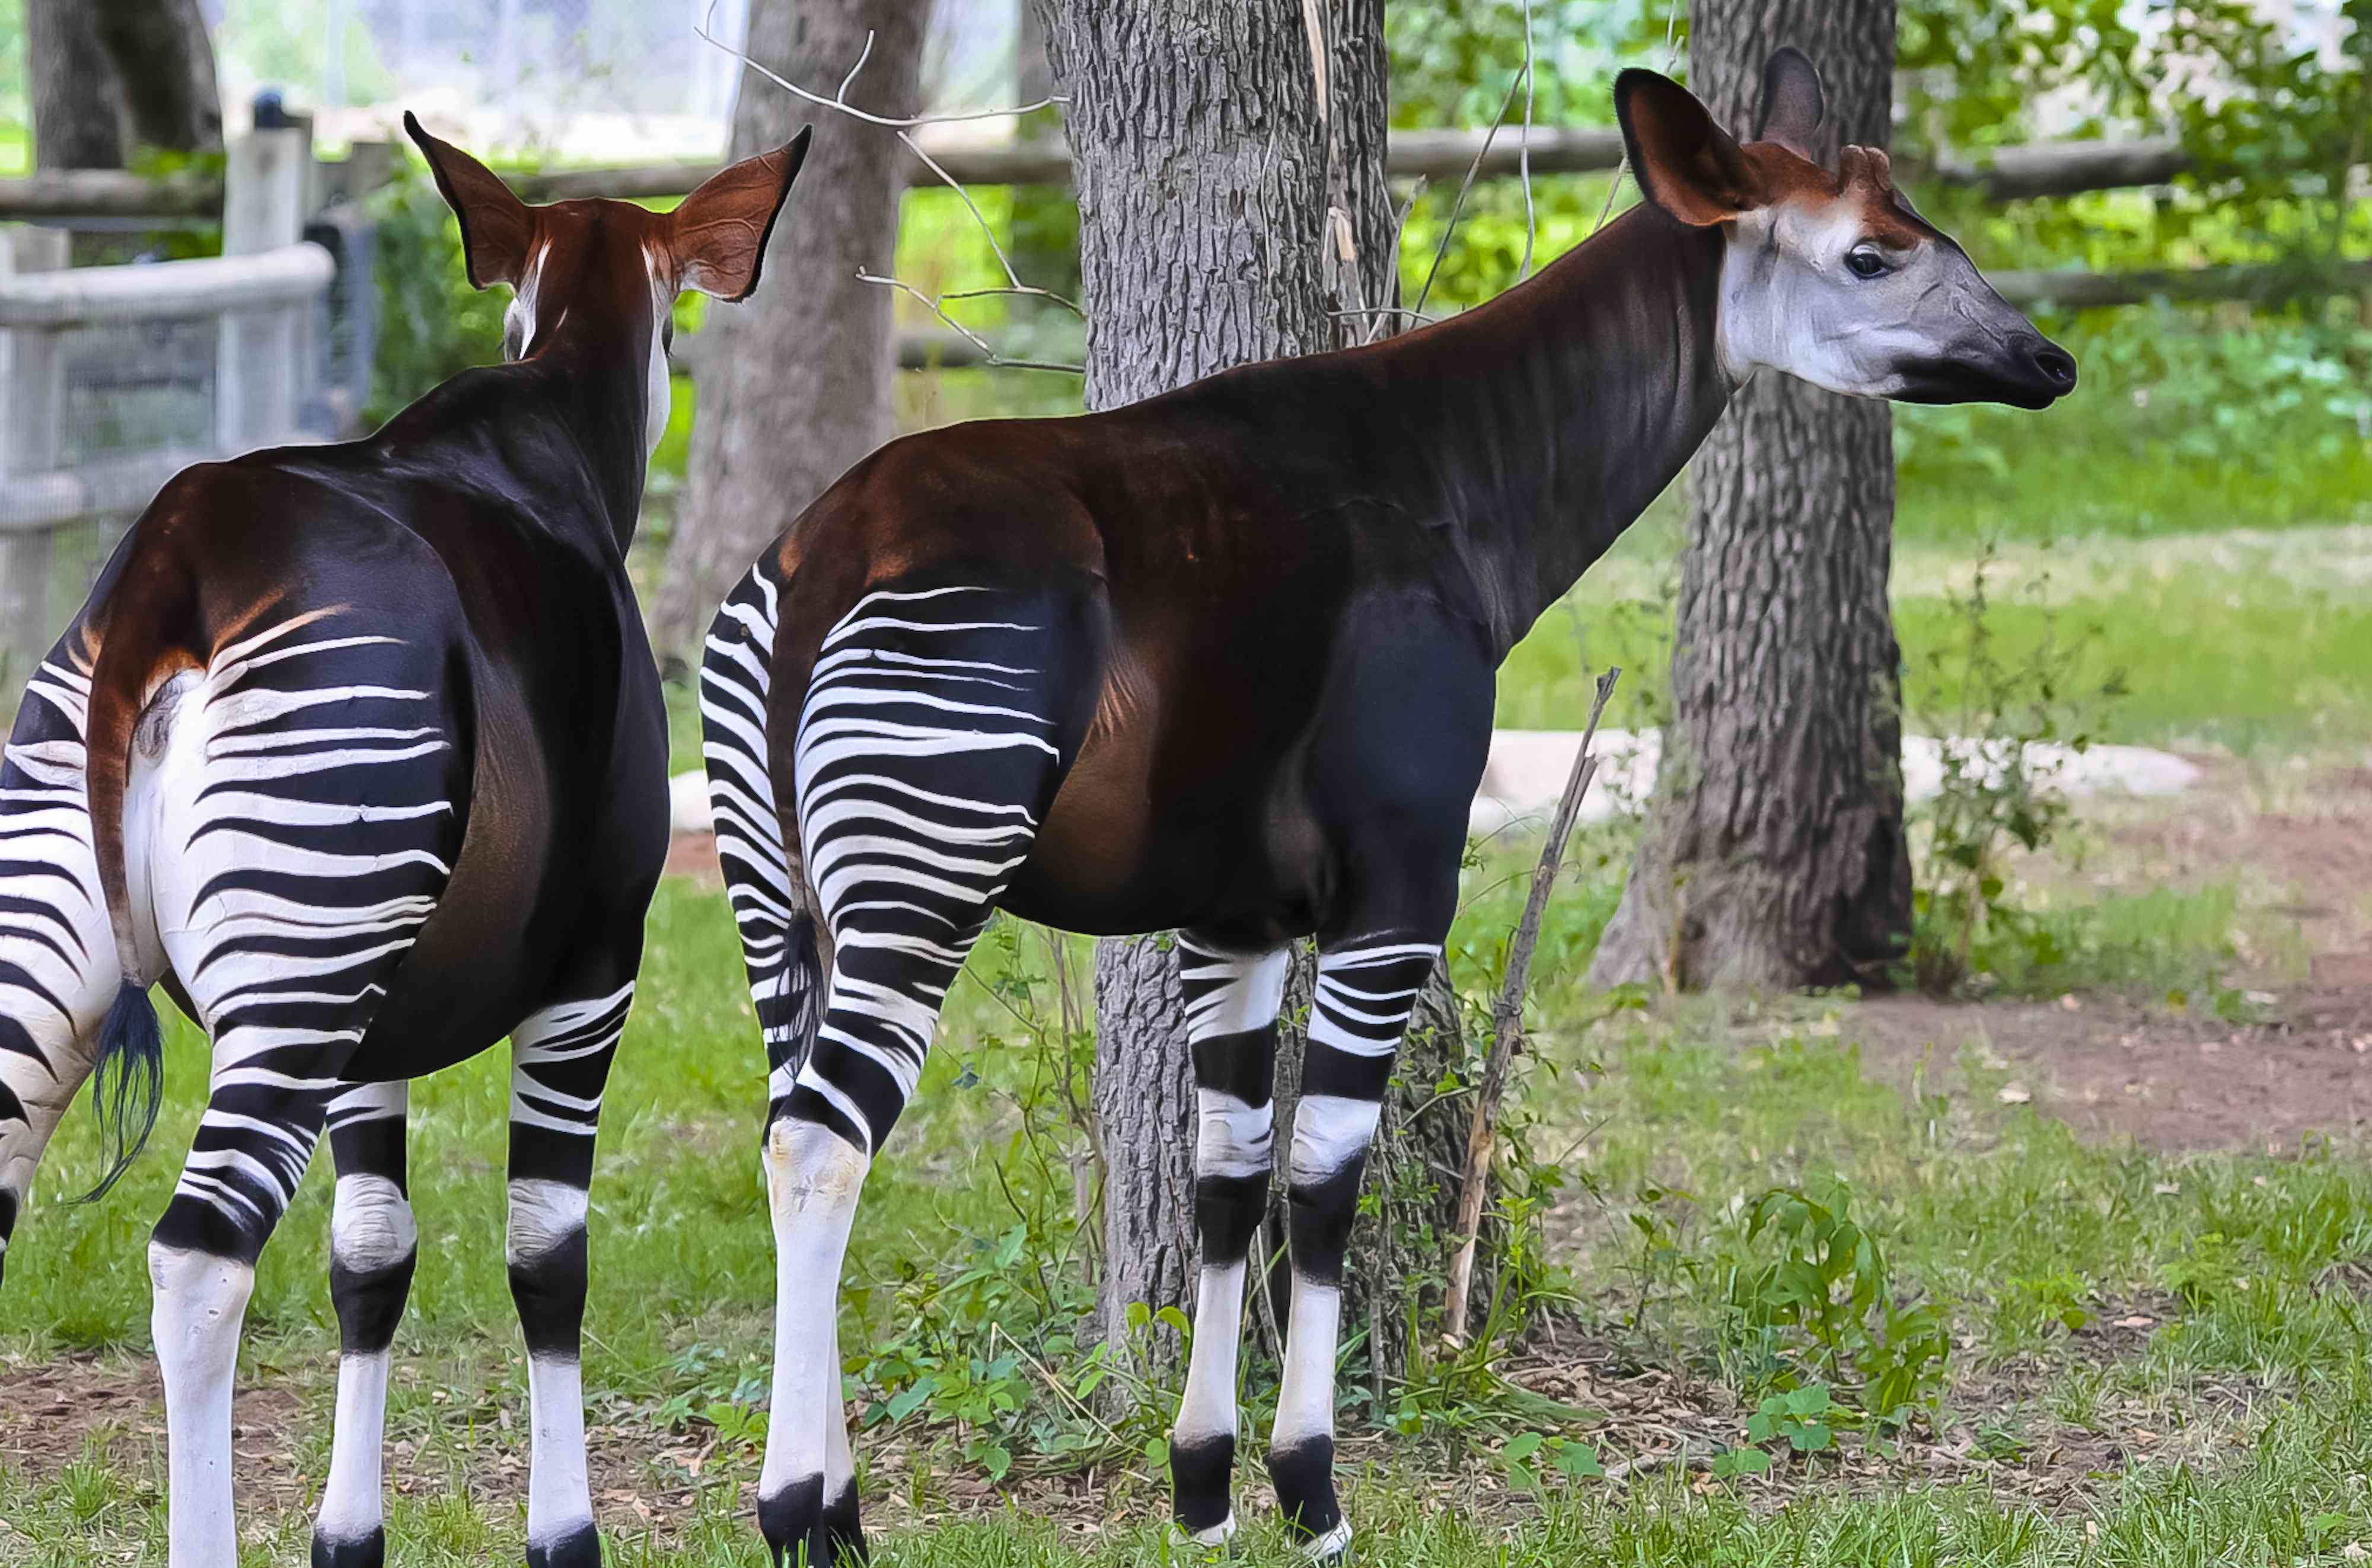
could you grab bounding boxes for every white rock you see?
[669,770,713,836]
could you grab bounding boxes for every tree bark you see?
[29,0,220,171]
[91,0,221,154]
[30,0,127,170]
[1049,0,1468,1388]
[1589,0,1909,994]
[646,0,931,667]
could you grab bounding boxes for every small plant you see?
[1719,1181,1954,1430]
[1904,537,2126,995]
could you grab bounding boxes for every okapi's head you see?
[402,114,813,456]
[1615,51,2076,410]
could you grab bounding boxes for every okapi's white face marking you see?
[642,245,677,462]
[1618,54,2077,412]
[1713,149,2078,408]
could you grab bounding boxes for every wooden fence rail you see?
[0,126,2210,221]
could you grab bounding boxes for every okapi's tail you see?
[74,535,200,1201]
[699,564,831,1115]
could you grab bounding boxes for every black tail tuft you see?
[71,982,164,1204]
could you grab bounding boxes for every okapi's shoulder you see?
[776,417,1111,590]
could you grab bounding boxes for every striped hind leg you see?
[144,603,461,1566]
[507,978,636,1568]
[313,1081,415,1568]
[0,637,116,1285]
[751,582,1084,1566]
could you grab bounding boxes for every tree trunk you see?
[646,0,931,667]
[30,0,126,170]
[91,0,222,154]
[1589,0,1909,995]
[30,0,220,171]
[1048,0,1468,1391]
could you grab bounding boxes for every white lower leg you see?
[525,1354,591,1544]
[1171,1260,1248,1545]
[150,1241,255,1568]
[757,1117,868,1553]
[315,1173,416,1554]
[507,1177,596,1563]
[315,1351,391,1548]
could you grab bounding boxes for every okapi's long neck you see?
[530,313,661,550]
[1379,206,1734,654]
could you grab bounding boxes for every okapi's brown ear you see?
[1615,68,1768,227]
[670,126,812,302]
[404,111,535,290]
[1755,46,1827,160]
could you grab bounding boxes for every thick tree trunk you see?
[1050,0,1467,1388]
[646,0,930,666]
[92,0,222,154]
[30,0,127,170]
[30,0,220,171]
[1589,0,1909,994]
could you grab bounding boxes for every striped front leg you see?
[1169,935,1289,1546]
[1270,937,1440,1560]
[508,982,634,1568]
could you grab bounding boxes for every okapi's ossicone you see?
[700,50,2070,1567]
[0,117,808,1568]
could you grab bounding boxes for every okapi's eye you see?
[1845,245,1892,280]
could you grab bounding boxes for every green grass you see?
[3,845,2360,1562]
[1499,520,2372,752]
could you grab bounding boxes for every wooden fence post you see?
[0,226,70,692]
[217,126,311,454]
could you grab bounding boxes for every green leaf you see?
[1156,1305,1193,1338]
[1552,1442,1605,1480]
[1145,1436,1171,1470]
[1502,1432,1545,1464]
[1125,1301,1151,1333]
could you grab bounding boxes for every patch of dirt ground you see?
[1854,761,2372,1152]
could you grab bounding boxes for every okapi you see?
[701,53,2073,1565]
[0,118,808,1566]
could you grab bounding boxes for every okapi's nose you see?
[2026,338,2078,396]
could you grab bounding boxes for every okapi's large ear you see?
[670,126,812,302]
[404,111,535,290]
[1615,69,1767,228]
[1755,46,1827,159]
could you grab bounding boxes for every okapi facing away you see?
[702,53,2073,1565]
[0,120,808,1567]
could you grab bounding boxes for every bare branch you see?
[696,7,1063,129]
[1517,0,1537,282]
[1442,666,1622,1345]
[856,269,1083,376]
[1410,67,1525,320]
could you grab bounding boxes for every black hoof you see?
[761,1477,865,1566]
[1170,1431,1236,1538]
[1268,1436,1345,1553]
[525,1520,602,1568]
[311,1527,387,1568]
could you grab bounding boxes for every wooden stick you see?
[1442,666,1620,1343]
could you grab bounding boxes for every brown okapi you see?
[0,120,808,1567]
[697,52,2073,1564]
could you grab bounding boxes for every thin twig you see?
[1442,668,1622,1344]
[1593,9,1685,235]
[1517,0,1538,281]
[697,8,1063,129]
[1411,66,1526,320]
[700,8,1089,375]
[856,269,1083,375]
[1370,175,1430,343]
